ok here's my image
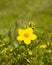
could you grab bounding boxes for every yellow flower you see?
[39,44,47,48]
[17,27,37,45]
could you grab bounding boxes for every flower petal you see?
[18,29,24,35]
[24,39,31,45]
[25,27,33,34]
[17,36,24,41]
[30,34,37,40]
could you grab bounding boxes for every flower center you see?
[24,33,29,37]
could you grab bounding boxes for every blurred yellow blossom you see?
[39,44,47,48]
[17,27,37,45]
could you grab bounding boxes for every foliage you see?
[0,0,52,65]
[0,22,52,65]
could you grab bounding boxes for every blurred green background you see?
[0,0,52,33]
